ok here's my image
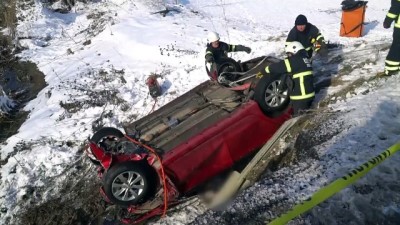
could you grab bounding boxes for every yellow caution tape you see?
[268,141,400,225]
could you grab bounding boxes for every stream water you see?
[0,60,46,143]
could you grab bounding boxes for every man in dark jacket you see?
[286,14,327,59]
[205,31,251,64]
[260,41,314,116]
[383,0,400,76]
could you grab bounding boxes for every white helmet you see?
[285,41,304,55]
[207,31,220,43]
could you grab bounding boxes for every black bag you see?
[341,0,368,11]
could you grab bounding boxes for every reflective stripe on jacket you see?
[265,51,315,100]
[205,42,245,62]
[387,0,400,29]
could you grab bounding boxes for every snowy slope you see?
[185,76,400,225]
[0,0,399,224]
[0,88,14,115]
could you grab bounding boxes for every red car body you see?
[86,58,291,224]
[162,100,290,193]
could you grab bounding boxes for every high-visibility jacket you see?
[384,0,400,73]
[286,23,324,58]
[386,0,400,30]
[205,42,247,63]
[264,51,315,101]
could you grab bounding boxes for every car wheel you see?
[90,127,124,152]
[254,74,290,117]
[103,161,158,206]
[217,58,242,81]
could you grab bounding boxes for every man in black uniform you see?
[260,41,315,116]
[383,0,400,76]
[286,14,327,59]
[205,31,251,64]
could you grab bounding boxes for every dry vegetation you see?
[0,0,16,60]
[17,158,107,225]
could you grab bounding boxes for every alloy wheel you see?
[111,171,145,201]
[264,80,288,108]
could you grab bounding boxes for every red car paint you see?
[87,88,291,224]
[162,101,290,193]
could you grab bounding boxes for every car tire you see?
[103,161,158,206]
[217,58,242,80]
[254,73,290,117]
[90,127,124,152]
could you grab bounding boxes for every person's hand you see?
[206,56,215,63]
[316,41,328,56]
[383,18,391,29]
[244,47,252,54]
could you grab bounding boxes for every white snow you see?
[0,87,14,115]
[1,0,399,224]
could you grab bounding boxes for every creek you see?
[0,60,46,143]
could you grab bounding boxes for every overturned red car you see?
[86,55,292,224]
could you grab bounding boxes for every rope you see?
[219,0,230,43]
[123,135,169,217]
[149,97,158,114]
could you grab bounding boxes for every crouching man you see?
[259,41,315,116]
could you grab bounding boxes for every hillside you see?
[0,1,399,225]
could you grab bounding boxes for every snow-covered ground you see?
[0,0,399,224]
[0,87,14,115]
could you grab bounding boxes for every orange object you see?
[340,2,367,37]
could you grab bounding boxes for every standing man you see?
[205,31,251,64]
[260,41,315,116]
[383,0,400,76]
[286,14,327,59]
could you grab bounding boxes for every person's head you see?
[285,41,304,57]
[295,14,308,32]
[207,31,220,48]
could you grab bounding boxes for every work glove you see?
[315,41,328,57]
[383,17,392,29]
[256,66,269,79]
[244,46,252,54]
